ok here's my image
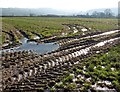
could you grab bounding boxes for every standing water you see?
[1,38,59,54]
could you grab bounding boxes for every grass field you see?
[1,17,118,44]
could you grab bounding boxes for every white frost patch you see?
[75,51,79,57]
[96,51,100,53]
[57,81,63,85]
[51,60,55,67]
[77,74,81,78]
[74,61,79,64]
[94,37,120,47]
[72,53,75,57]
[70,73,75,77]
[2,43,9,47]
[56,61,59,65]
[67,26,71,30]
[81,76,85,79]
[92,30,120,38]
[100,30,119,35]
[96,86,109,90]
[68,54,72,58]
[94,41,105,47]
[91,83,97,88]
[94,66,96,69]
[44,64,47,69]
[73,78,77,82]
[59,57,63,62]
[18,74,22,81]
[82,33,85,35]
[83,70,86,74]
[48,62,51,67]
[98,80,111,85]
[77,74,85,79]
[61,56,65,61]
[89,28,92,30]
[83,66,86,70]
[33,36,40,40]
[66,55,69,61]
[13,77,16,81]
[73,27,78,33]
[91,83,114,91]
[111,68,115,71]
[86,77,91,82]
[24,72,28,78]
[34,68,37,74]
[84,30,120,39]
[81,28,88,32]
[104,81,112,85]
[29,69,33,76]
[78,48,89,55]
[102,66,105,68]
[73,29,78,33]
[62,33,67,36]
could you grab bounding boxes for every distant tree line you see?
[1,9,117,18]
[76,9,115,18]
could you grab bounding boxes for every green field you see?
[2,17,118,43]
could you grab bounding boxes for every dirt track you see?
[1,29,120,91]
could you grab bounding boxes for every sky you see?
[0,0,119,11]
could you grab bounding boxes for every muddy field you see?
[1,17,120,92]
[1,17,118,48]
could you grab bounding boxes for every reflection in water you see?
[2,38,59,54]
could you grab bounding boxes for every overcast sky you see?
[0,0,119,11]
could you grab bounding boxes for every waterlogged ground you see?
[1,17,118,45]
[1,17,120,92]
[13,38,59,54]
